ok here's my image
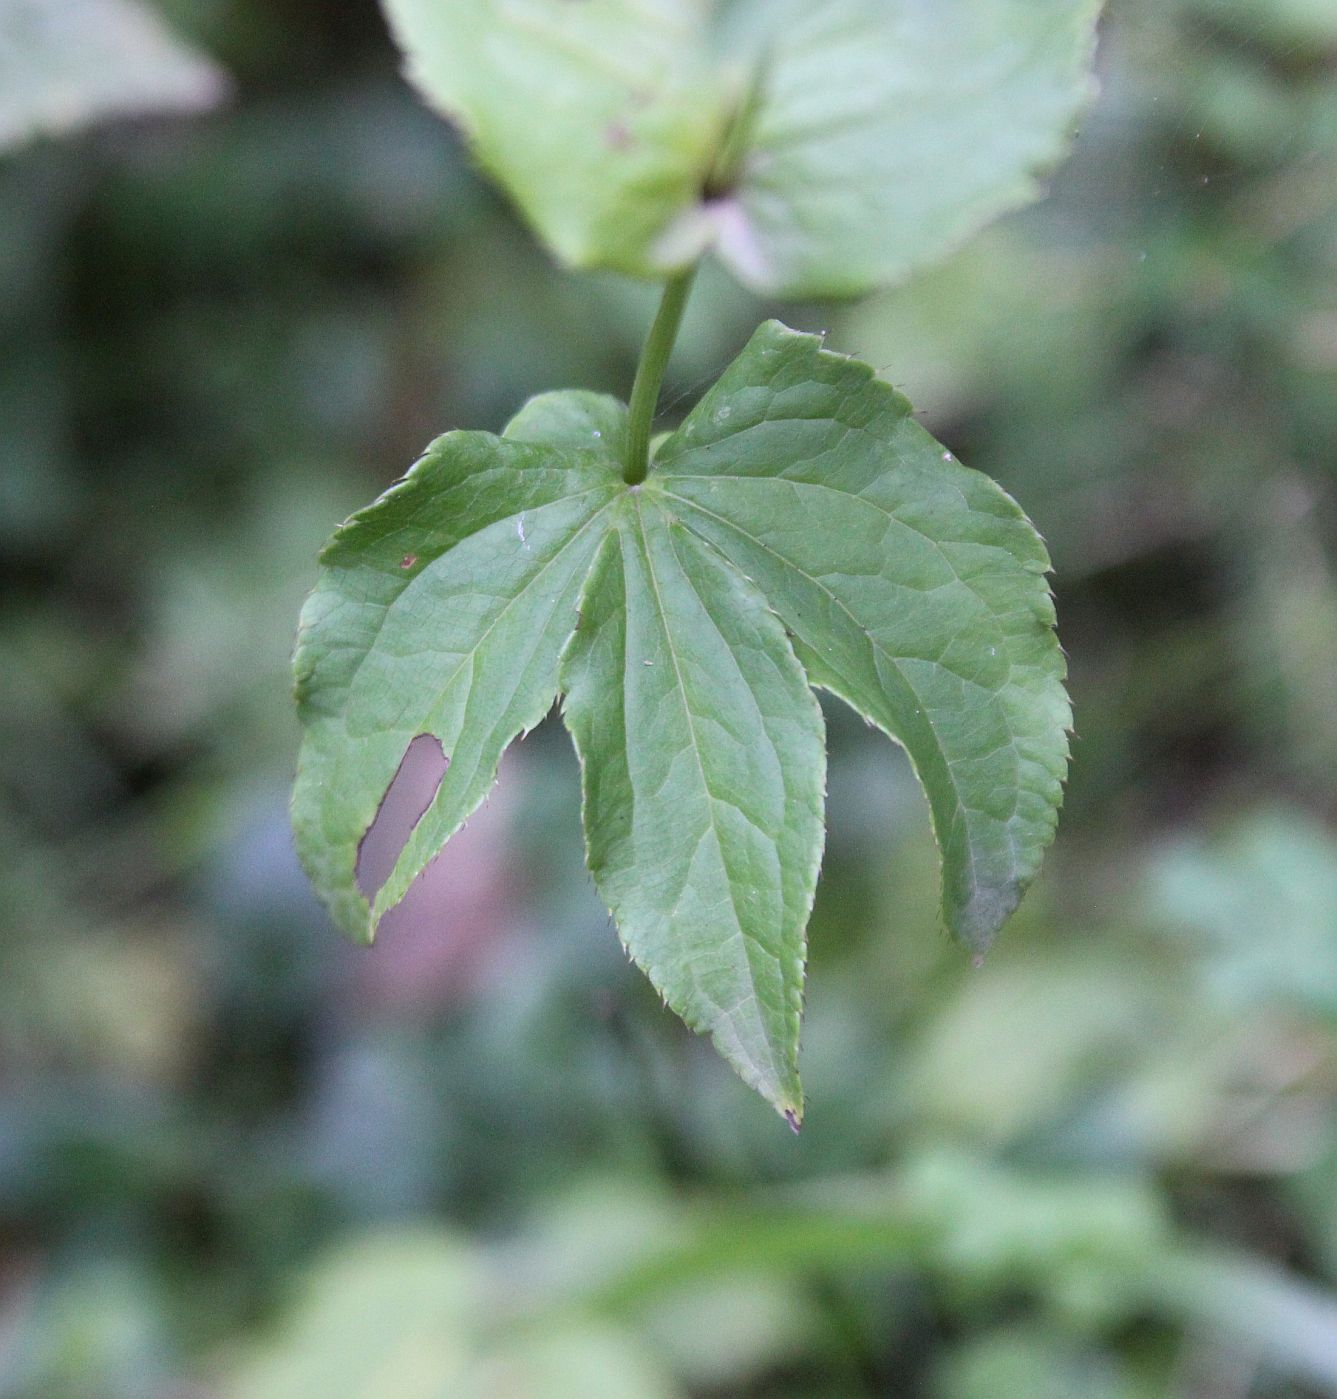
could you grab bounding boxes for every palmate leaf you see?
[292,325,1069,1117]
[378,0,1101,297]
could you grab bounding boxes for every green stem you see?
[623,265,698,486]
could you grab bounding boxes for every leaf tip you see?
[353,903,379,948]
[948,879,1023,958]
[783,1108,803,1135]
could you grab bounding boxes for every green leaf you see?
[0,0,227,154]
[291,425,621,941]
[291,333,1069,1112]
[703,0,1104,296]
[378,0,1101,297]
[560,493,824,1119]
[652,321,1070,949]
[503,388,630,460]
[379,0,727,278]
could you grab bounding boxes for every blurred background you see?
[2,0,1337,1394]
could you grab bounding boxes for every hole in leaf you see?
[355,734,449,901]
[351,745,521,1011]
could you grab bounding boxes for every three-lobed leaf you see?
[379,0,1102,297]
[292,324,1070,1116]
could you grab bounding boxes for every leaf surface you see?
[652,321,1070,949]
[504,389,630,459]
[379,0,726,277]
[292,427,620,940]
[707,0,1103,296]
[560,493,824,1118]
[379,0,1101,296]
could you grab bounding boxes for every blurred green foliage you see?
[1,0,1336,1395]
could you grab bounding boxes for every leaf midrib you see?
[630,494,790,1094]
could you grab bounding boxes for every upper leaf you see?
[292,424,621,941]
[379,0,1101,297]
[706,0,1104,297]
[0,0,226,154]
[560,493,825,1118]
[651,321,1071,950]
[379,0,727,277]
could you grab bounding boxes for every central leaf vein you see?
[631,498,788,1083]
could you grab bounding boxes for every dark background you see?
[2,0,1337,1394]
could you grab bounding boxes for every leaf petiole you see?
[623,264,698,486]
